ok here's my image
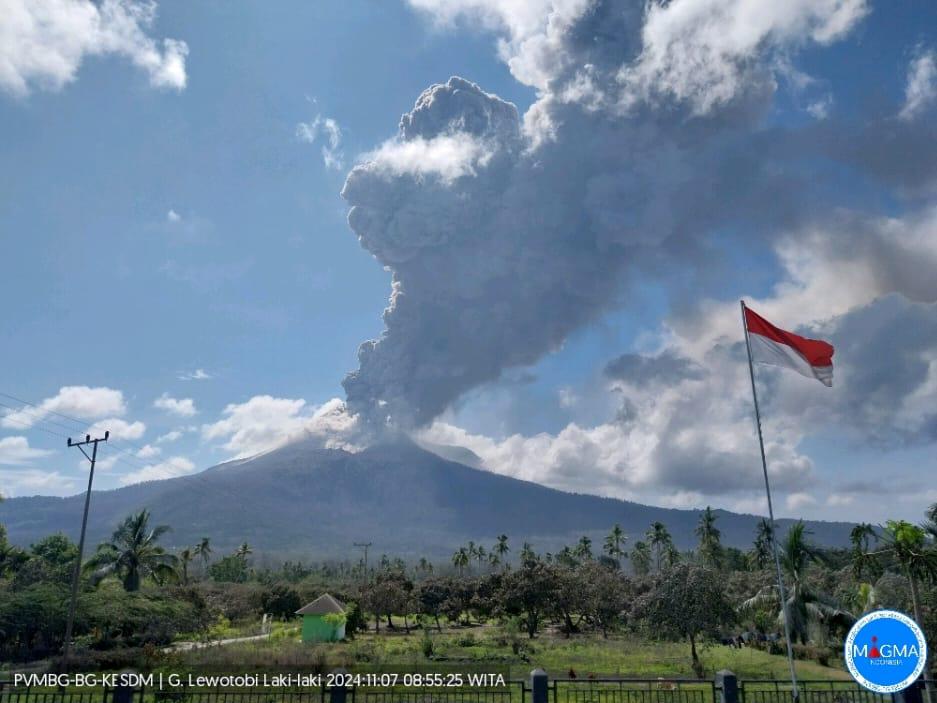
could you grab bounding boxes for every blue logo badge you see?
[845,610,927,693]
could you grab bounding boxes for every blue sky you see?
[2,0,937,525]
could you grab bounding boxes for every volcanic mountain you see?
[0,439,853,559]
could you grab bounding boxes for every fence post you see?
[330,668,348,703]
[893,679,924,703]
[531,669,549,703]
[112,681,135,703]
[714,670,738,703]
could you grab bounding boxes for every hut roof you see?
[295,593,345,616]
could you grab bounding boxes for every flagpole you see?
[741,300,800,701]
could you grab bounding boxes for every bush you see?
[260,584,302,619]
[420,629,435,658]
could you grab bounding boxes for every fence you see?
[1,672,932,703]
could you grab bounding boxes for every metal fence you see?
[1,676,932,703]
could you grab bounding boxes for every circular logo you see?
[845,609,927,693]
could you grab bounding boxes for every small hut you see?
[296,593,346,643]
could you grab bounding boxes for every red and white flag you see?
[744,306,835,387]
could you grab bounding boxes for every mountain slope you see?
[0,439,853,558]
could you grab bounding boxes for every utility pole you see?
[353,542,372,583]
[62,431,108,671]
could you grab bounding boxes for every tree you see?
[580,560,630,637]
[452,547,469,576]
[849,523,878,580]
[638,564,735,676]
[499,559,558,638]
[878,520,937,703]
[495,534,510,566]
[260,584,302,618]
[85,510,178,592]
[178,548,194,585]
[417,577,452,631]
[235,542,252,560]
[209,554,250,583]
[574,535,593,560]
[749,519,773,570]
[604,524,627,569]
[646,522,673,573]
[631,541,652,576]
[695,507,723,569]
[194,537,212,575]
[741,522,853,644]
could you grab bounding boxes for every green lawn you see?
[178,622,850,682]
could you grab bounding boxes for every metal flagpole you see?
[741,300,800,701]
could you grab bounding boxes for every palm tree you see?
[179,547,194,585]
[695,507,723,568]
[488,552,500,569]
[235,542,252,560]
[849,523,878,579]
[749,518,773,570]
[876,520,937,703]
[646,522,673,572]
[574,535,593,560]
[194,536,212,574]
[741,522,853,644]
[86,510,178,591]
[475,545,487,569]
[495,534,509,569]
[631,540,652,575]
[604,524,627,568]
[520,542,536,565]
[452,547,469,576]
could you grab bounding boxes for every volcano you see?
[0,439,853,559]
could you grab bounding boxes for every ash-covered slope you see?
[0,439,853,558]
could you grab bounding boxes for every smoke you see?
[338,0,896,433]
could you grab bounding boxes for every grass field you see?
[177,621,850,682]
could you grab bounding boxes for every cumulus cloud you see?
[86,417,146,441]
[156,429,183,444]
[297,115,344,170]
[0,436,54,465]
[135,443,161,459]
[0,0,188,97]
[153,393,197,417]
[201,395,360,458]
[2,469,77,497]
[0,386,126,429]
[119,456,195,485]
[899,48,937,121]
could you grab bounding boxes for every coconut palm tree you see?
[194,536,212,575]
[875,520,937,703]
[749,518,773,570]
[631,540,652,575]
[604,524,627,568]
[741,522,853,644]
[849,523,878,579]
[452,547,469,576]
[86,510,178,592]
[646,522,673,572]
[178,547,194,585]
[495,534,509,569]
[574,535,593,560]
[695,507,723,568]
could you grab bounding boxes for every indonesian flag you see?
[744,306,835,387]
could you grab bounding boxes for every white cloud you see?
[296,114,344,170]
[899,48,937,121]
[156,429,183,444]
[0,385,126,429]
[0,0,188,97]
[153,392,197,417]
[786,492,817,511]
[178,368,212,381]
[2,468,77,497]
[86,417,145,441]
[166,209,181,223]
[136,443,161,459]
[119,455,195,485]
[0,436,54,465]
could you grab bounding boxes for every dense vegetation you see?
[1,495,935,680]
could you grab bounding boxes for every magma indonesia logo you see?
[845,610,927,693]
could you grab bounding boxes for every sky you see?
[1,0,936,525]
